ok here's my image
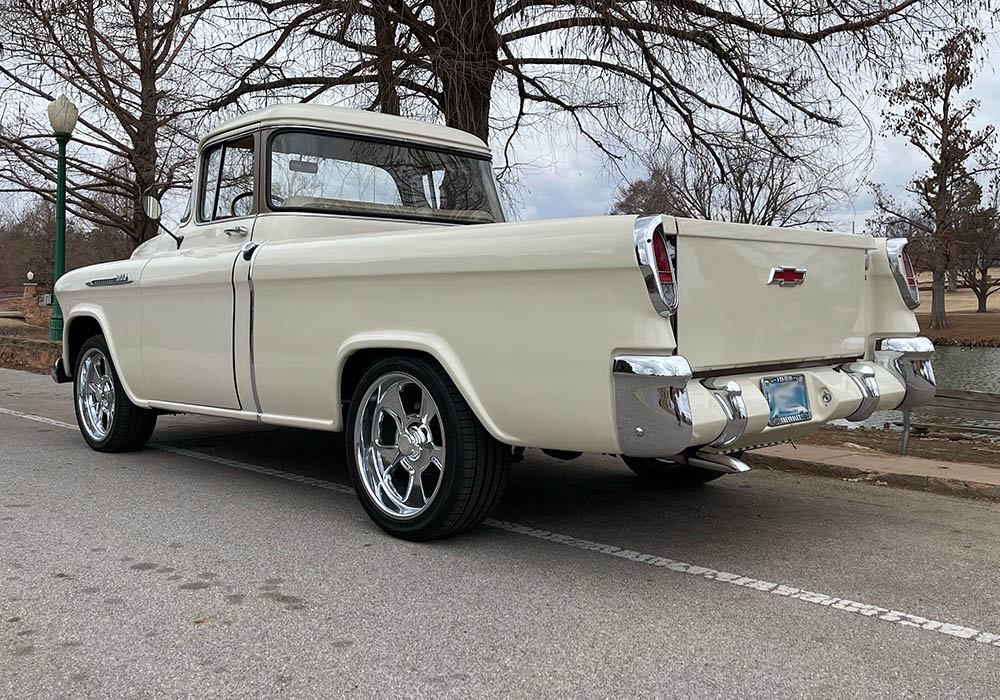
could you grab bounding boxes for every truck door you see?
[140,133,256,410]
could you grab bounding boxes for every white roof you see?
[201,104,490,156]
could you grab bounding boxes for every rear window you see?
[268,130,504,224]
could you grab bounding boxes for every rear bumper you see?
[612,337,936,458]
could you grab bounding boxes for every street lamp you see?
[46,95,78,342]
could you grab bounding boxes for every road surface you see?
[1,368,998,698]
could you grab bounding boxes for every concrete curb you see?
[744,451,1000,502]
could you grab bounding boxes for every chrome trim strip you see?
[246,240,270,420]
[885,238,920,310]
[612,354,692,457]
[701,377,748,448]
[632,215,676,317]
[85,273,132,287]
[836,362,880,421]
[875,336,936,409]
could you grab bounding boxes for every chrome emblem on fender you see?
[767,266,806,287]
[85,273,133,287]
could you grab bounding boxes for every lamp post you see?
[46,95,78,342]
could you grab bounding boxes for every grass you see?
[912,279,1000,347]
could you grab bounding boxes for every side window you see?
[199,135,255,221]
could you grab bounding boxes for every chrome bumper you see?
[612,355,693,458]
[613,342,935,458]
[51,357,71,384]
[875,336,936,409]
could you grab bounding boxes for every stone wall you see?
[0,283,53,327]
[0,337,61,374]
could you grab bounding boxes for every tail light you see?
[885,238,920,310]
[633,216,677,316]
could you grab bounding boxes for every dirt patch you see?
[797,425,1000,468]
[0,318,48,340]
[917,312,1000,348]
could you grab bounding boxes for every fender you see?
[63,306,148,407]
[335,331,517,445]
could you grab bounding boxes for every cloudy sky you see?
[505,44,1000,234]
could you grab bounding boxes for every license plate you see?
[761,374,811,427]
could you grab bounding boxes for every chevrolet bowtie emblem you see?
[768,266,806,286]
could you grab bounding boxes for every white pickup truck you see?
[53,104,936,539]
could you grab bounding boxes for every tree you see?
[955,179,1000,312]
[871,29,996,329]
[0,0,218,247]
[0,201,132,288]
[207,0,977,170]
[610,138,846,227]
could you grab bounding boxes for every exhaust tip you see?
[688,452,752,474]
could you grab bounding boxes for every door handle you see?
[224,225,249,237]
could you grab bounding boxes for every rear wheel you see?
[622,456,725,487]
[73,335,157,452]
[346,356,509,541]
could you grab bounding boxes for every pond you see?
[836,346,1000,438]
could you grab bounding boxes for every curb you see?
[744,452,1000,503]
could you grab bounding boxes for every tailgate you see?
[674,219,875,372]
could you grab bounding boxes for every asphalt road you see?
[2,367,999,699]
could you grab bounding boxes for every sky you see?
[5,30,998,237]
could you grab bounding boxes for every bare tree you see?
[205,0,978,171]
[0,0,218,247]
[871,29,996,329]
[955,179,1000,312]
[0,201,132,288]
[610,138,847,227]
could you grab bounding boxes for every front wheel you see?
[73,335,157,452]
[346,356,508,541]
[622,456,725,487]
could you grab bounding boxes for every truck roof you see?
[200,103,491,156]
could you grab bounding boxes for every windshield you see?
[268,130,504,224]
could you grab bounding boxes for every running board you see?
[687,452,752,474]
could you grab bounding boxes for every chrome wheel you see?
[76,347,116,442]
[354,372,446,520]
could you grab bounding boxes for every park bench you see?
[899,388,1000,454]
[0,311,26,319]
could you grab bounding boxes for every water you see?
[838,346,1000,437]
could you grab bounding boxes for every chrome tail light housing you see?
[885,238,920,310]
[633,215,677,316]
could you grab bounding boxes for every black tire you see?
[346,356,508,541]
[622,456,725,488]
[73,334,157,452]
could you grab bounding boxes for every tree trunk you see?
[947,267,958,292]
[372,1,399,115]
[975,268,989,312]
[432,0,499,143]
[930,265,948,329]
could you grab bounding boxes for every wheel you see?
[346,356,508,541]
[622,456,725,487]
[73,335,157,452]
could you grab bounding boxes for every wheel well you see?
[66,316,104,373]
[339,348,445,404]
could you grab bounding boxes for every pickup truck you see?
[52,104,936,540]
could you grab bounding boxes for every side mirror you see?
[141,195,162,221]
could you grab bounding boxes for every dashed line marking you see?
[3,402,999,650]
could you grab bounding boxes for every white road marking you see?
[3,402,999,650]
[0,405,76,430]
